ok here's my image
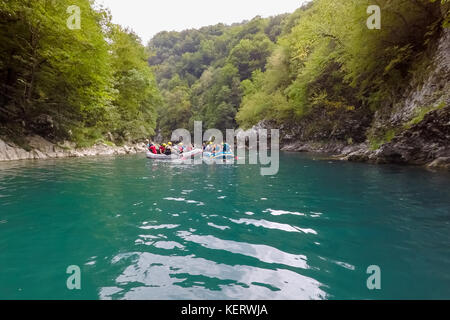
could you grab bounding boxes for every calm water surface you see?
[0,152,449,299]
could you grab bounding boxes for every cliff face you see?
[251,28,450,169]
[375,28,450,128]
[345,28,450,168]
[371,107,449,165]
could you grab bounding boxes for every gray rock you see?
[0,136,147,162]
[372,107,450,165]
[427,157,450,169]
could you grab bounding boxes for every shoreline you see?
[1,134,449,170]
[0,135,147,162]
[280,141,450,170]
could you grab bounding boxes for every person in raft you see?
[221,142,230,159]
[178,142,184,154]
[149,142,157,154]
[165,142,173,155]
[159,143,166,154]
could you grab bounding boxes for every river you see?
[0,152,449,299]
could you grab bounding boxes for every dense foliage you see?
[149,0,448,144]
[2,0,448,147]
[0,0,160,146]
[147,12,304,137]
[236,0,449,138]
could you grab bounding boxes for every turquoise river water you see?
[0,152,449,299]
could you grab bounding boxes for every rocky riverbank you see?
[243,103,449,169]
[281,140,450,170]
[258,105,450,170]
[0,135,147,162]
[244,28,450,170]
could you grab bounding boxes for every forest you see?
[1,0,449,149]
[149,0,449,147]
[0,0,160,147]
[148,8,304,138]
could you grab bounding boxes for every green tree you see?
[0,1,161,146]
[109,25,160,143]
[237,0,448,137]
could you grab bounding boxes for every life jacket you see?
[159,146,165,154]
[150,145,157,154]
[165,147,172,155]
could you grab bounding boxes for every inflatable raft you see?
[146,152,179,160]
[202,151,235,163]
[146,148,203,160]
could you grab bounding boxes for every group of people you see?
[146,140,194,155]
[146,139,231,157]
[202,142,231,155]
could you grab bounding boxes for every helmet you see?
[168,142,172,146]
[162,143,166,147]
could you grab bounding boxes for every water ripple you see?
[104,252,327,300]
[177,231,309,270]
[229,218,318,235]
[1,153,449,299]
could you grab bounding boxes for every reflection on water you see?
[176,231,309,269]
[1,153,450,299]
[102,252,326,300]
[230,218,318,234]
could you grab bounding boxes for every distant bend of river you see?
[0,152,449,299]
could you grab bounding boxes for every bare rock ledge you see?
[0,135,147,162]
